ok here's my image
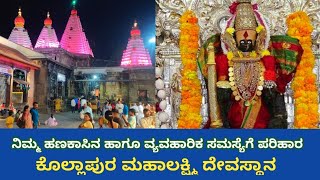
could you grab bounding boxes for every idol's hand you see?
[207,43,214,52]
[207,43,216,65]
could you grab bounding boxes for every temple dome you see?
[14,8,25,27]
[71,9,78,15]
[44,12,52,26]
[130,20,141,37]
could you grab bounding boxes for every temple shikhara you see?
[8,8,33,49]
[35,12,59,48]
[121,21,152,67]
[0,1,155,118]
[60,8,93,56]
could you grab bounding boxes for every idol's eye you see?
[248,41,252,44]
[240,40,245,44]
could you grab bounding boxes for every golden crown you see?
[234,2,257,31]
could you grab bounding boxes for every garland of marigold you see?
[178,10,202,129]
[286,11,319,129]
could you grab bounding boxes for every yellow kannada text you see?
[203,156,276,176]
[122,157,198,176]
[36,156,277,176]
[36,156,116,175]
[36,156,198,176]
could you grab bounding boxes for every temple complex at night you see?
[0,3,154,113]
[73,20,154,104]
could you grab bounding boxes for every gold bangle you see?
[216,81,231,89]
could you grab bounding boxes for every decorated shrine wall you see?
[33,59,73,113]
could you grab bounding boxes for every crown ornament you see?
[237,0,252,3]
[234,0,257,31]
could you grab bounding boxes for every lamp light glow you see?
[149,37,156,43]
[72,0,77,6]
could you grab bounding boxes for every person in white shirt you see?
[137,102,144,123]
[45,114,58,127]
[128,109,137,129]
[107,102,112,111]
[116,100,124,114]
[80,98,87,109]
[145,103,151,110]
[130,103,139,116]
[71,98,76,113]
[83,103,94,123]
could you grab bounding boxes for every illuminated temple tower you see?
[32,3,93,113]
[120,21,152,67]
[35,12,59,48]
[60,6,93,57]
[8,8,33,49]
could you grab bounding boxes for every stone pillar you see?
[34,61,49,113]
[27,70,35,106]
[8,68,14,106]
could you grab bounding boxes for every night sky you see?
[0,0,155,65]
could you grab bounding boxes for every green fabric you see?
[270,35,302,74]
[197,34,221,80]
[271,35,300,45]
[272,50,298,62]
[197,48,206,78]
[271,49,297,72]
[241,103,253,128]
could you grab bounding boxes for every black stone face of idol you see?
[238,40,254,52]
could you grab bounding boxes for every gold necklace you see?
[228,58,265,107]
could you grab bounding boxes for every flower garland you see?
[286,11,319,129]
[178,10,202,129]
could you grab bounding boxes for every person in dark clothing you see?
[111,109,126,128]
[30,102,39,129]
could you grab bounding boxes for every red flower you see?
[229,2,239,14]
[252,4,258,11]
[264,70,276,81]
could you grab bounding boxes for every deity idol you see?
[198,0,303,129]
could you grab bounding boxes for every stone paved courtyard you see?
[0,111,101,129]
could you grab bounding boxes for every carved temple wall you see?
[32,48,91,113]
[73,67,156,105]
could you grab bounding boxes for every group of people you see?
[76,98,156,129]
[2,102,59,129]
[3,102,40,129]
[1,102,16,116]
[70,96,89,114]
[2,98,157,129]
[97,104,156,129]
